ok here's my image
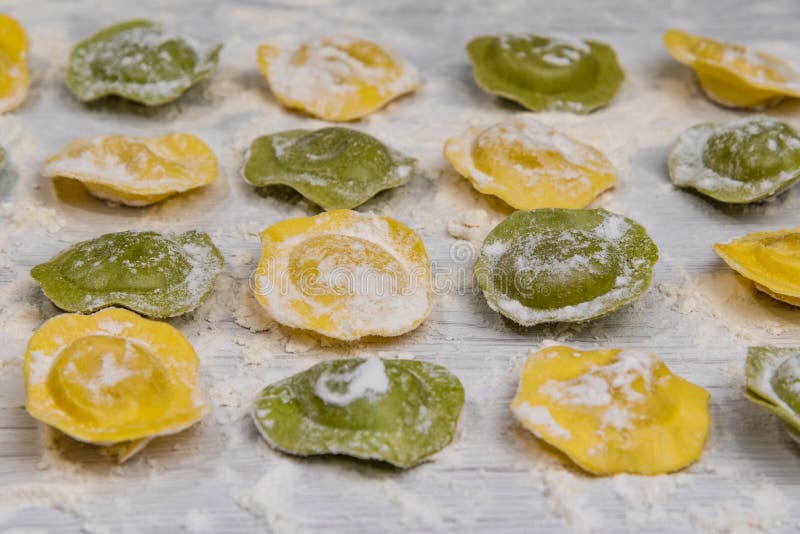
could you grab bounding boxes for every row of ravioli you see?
[18,111,800,210]
[22,302,800,473]
[4,10,800,210]
[3,15,800,118]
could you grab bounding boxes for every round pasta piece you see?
[42,133,218,206]
[669,116,800,204]
[444,115,616,209]
[253,357,464,468]
[664,29,800,109]
[253,210,431,340]
[745,346,800,440]
[512,344,710,475]
[466,34,624,113]
[242,127,414,209]
[474,209,657,325]
[31,230,223,318]
[714,227,800,306]
[67,19,221,106]
[257,35,418,121]
[0,13,29,113]
[24,308,207,462]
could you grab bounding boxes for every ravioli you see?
[257,35,418,121]
[253,357,464,467]
[444,115,616,209]
[664,29,800,109]
[714,227,800,306]
[253,210,431,340]
[669,116,800,204]
[0,13,29,113]
[42,133,218,206]
[31,230,223,318]
[24,308,207,462]
[512,344,710,475]
[745,347,800,441]
[466,34,624,113]
[242,127,414,209]
[67,19,221,105]
[474,209,658,325]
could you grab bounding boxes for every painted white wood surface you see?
[1,0,800,532]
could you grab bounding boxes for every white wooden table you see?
[1,0,799,531]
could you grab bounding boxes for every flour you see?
[0,481,89,523]
[233,283,274,333]
[512,402,572,440]
[608,473,692,525]
[314,357,389,406]
[96,319,131,336]
[284,331,319,354]
[521,350,659,436]
[0,201,64,233]
[658,270,800,342]
[687,482,791,533]
[373,479,446,530]
[533,467,601,533]
[446,208,498,243]
[179,509,214,533]
[230,461,304,532]
[235,459,447,531]
[95,349,134,388]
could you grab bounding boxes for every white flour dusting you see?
[0,481,88,523]
[512,401,572,440]
[284,331,319,354]
[314,357,390,406]
[658,270,800,342]
[179,509,214,533]
[533,467,602,533]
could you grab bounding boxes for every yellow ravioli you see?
[664,29,800,109]
[0,13,29,113]
[42,133,217,206]
[257,35,419,121]
[24,308,207,461]
[444,115,616,210]
[714,227,800,306]
[511,345,710,475]
[253,210,431,341]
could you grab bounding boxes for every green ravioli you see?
[66,19,222,105]
[745,346,800,440]
[466,34,624,113]
[31,230,223,318]
[669,116,800,203]
[241,127,415,210]
[252,358,464,468]
[474,208,658,326]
